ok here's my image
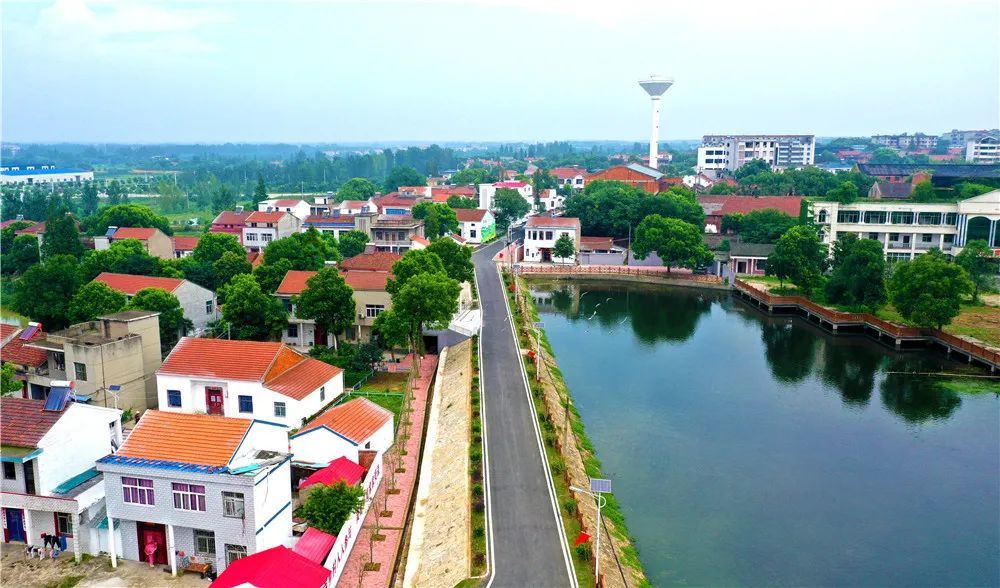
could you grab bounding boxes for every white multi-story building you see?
[965,135,1000,164]
[257,199,311,222]
[812,190,1000,262]
[522,216,581,264]
[871,133,938,150]
[0,166,94,185]
[478,181,533,210]
[242,211,301,252]
[696,134,815,174]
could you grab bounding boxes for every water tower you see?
[639,75,674,170]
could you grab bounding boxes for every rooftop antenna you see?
[638,75,674,170]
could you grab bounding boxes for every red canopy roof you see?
[210,546,330,588]
[299,456,366,489]
[292,527,337,564]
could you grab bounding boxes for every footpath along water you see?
[529,280,999,587]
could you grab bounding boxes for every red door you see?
[205,388,224,415]
[137,522,168,565]
[314,325,327,347]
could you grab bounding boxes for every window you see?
[287,324,298,338]
[320,386,326,402]
[545,231,553,240]
[918,212,942,225]
[122,477,155,505]
[922,234,933,243]
[365,304,385,318]
[863,211,887,224]
[836,211,860,224]
[817,210,828,223]
[902,235,911,244]
[172,482,206,511]
[55,513,73,537]
[943,234,955,244]
[3,462,15,480]
[205,300,214,314]
[245,233,258,241]
[222,492,245,518]
[238,395,253,413]
[52,352,65,372]
[167,390,182,408]
[869,233,879,240]
[74,362,88,381]
[274,402,286,418]
[944,213,958,226]
[470,230,477,238]
[262,233,273,242]
[890,211,914,224]
[226,544,248,566]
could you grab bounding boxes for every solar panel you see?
[590,478,612,494]
[44,386,70,412]
[104,227,117,238]
[19,324,38,340]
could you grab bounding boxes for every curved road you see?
[474,238,576,588]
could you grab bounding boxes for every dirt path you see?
[0,547,208,588]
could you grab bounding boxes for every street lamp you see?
[570,478,612,587]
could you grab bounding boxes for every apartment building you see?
[946,129,1000,145]
[871,133,938,150]
[965,135,1000,164]
[696,134,815,174]
[478,181,533,210]
[812,190,1000,262]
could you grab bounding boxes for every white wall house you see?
[523,216,581,264]
[966,136,1000,164]
[697,134,815,173]
[258,199,312,221]
[478,181,533,210]
[1,395,122,560]
[156,338,344,429]
[0,166,94,185]
[454,208,496,244]
[93,272,219,335]
[335,199,376,214]
[536,188,565,213]
[243,212,302,252]
[290,397,394,466]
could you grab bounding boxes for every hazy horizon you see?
[3,0,998,144]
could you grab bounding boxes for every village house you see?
[523,216,581,264]
[536,188,565,212]
[290,397,394,467]
[549,167,587,190]
[586,163,665,193]
[696,195,804,234]
[334,199,375,214]
[1,395,123,561]
[301,212,357,239]
[95,411,292,575]
[275,269,392,346]
[366,215,425,253]
[93,272,219,335]
[23,311,162,411]
[210,210,251,245]
[1,323,49,399]
[478,181,533,210]
[339,251,401,273]
[373,195,419,216]
[94,227,174,260]
[171,236,199,258]
[243,211,302,252]
[714,242,775,277]
[454,208,496,244]
[431,185,476,203]
[258,198,311,221]
[156,337,343,428]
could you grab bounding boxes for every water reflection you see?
[760,320,817,384]
[880,374,962,423]
[819,339,884,407]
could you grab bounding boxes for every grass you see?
[359,371,408,393]
[469,335,487,577]
[933,377,1000,395]
[45,576,84,588]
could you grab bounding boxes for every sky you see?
[2,0,999,143]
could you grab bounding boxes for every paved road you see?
[474,238,576,588]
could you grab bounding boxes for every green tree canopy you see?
[337,230,369,258]
[127,287,192,349]
[105,180,126,205]
[426,237,474,283]
[1,363,22,397]
[492,188,531,233]
[1,221,35,251]
[734,159,771,179]
[911,180,937,202]
[263,228,340,270]
[1,235,40,275]
[825,237,887,311]
[300,481,365,536]
[632,215,713,273]
[85,204,171,236]
[955,182,996,200]
[412,202,459,239]
[383,166,426,193]
[766,225,828,292]
[192,232,245,265]
[388,249,447,294]
[81,182,99,216]
[68,281,128,323]
[954,240,997,303]
[253,176,269,204]
[294,267,357,348]
[739,209,798,244]
[221,273,288,340]
[553,233,575,260]
[372,309,410,355]
[708,182,736,195]
[80,239,161,282]
[447,195,478,209]
[11,255,82,330]
[450,168,495,185]
[337,178,378,201]
[41,208,84,259]
[213,251,253,290]
[890,250,972,329]
[827,181,859,204]
[253,258,294,294]
[392,272,461,351]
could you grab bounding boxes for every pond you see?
[530,280,999,587]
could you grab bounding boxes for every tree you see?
[79,239,160,282]
[338,178,377,201]
[531,169,557,199]
[827,181,859,204]
[300,482,365,536]
[890,250,972,329]
[105,180,126,205]
[81,181,99,216]
[127,288,191,348]
[157,180,187,213]
[766,225,828,292]
[1,221,34,251]
[734,159,771,180]
[911,180,937,202]
[721,213,743,234]
[392,272,461,353]
[253,176,269,204]
[553,233,575,261]
[387,249,447,294]
[221,274,288,340]
[870,148,905,164]
[492,188,530,232]
[263,228,340,270]
[10,255,82,330]
[86,204,171,236]
[383,166,426,193]
[739,209,798,244]
[253,258,294,294]
[955,182,995,201]
[294,268,356,349]
[954,240,997,303]
[214,251,253,289]
[68,281,128,323]
[193,232,245,264]
[426,238,474,283]
[1,363,22,397]
[412,202,459,239]
[450,167,494,186]
[1,235,40,275]
[213,184,237,212]
[708,182,736,195]
[446,195,477,209]
[373,309,409,357]
[338,230,369,258]
[41,208,84,259]
[632,215,713,273]
[825,238,887,311]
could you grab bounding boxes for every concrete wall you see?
[145,231,174,260]
[37,404,121,495]
[174,281,219,335]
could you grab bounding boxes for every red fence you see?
[518,264,725,284]
[733,279,998,366]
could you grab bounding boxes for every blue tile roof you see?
[1,168,89,176]
[98,454,229,474]
[52,468,100,494]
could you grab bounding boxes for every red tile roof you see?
[172,236,199,251]
[494,181,528,188]
[213,211,251,226]
[449,233,467,243]
[0,398,64,448]
[113,227,159,240]
[410,235,430,247]
[697,195,803,218]
[1,326,48,368]
[0,324,18,342]
[580,236,614,250]
[338,200,370,209]
[275,270,316,296]
[247,251,263,267]
[339,251,400,272]
[549,167,586,179]
[246,211,288,224]
[117,410,252,467]
[299,397,392,444]
[292,527,337,564]
[526,216,581,229]
[94,272,184,295]
[1,220,35,230]
[373,195,417,210]
[304,214,355,224]
[265,357,342,401]
[454,209,488,223]
[299,456,366,489]
[212,546,331,588]
[342,271,390,291]
[272,199,305,207]
[15,222,46,235]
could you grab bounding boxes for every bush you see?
[473,526,485,538]
[472,483,484,497]
[471,421,481,434]
[562,498,577,514]
[470,449,482,464]
[550,459,565,475]
[575,544,591,561]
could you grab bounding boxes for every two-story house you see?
[302,212,357,239]
[258,198,311,221]
[290,397,393,466]
[156,338,344,428]
[549,167,587,190]
[368,215,425,253]
[242,212,302,252]
[94,227,174,260]
[523,216,581,264]
[1,394,122,561]
[171,236,199,258]
[210,210,251,245]
[454,209,496,244]
[24,311,162,411]
[94,272,219,335]
[1,323,49,399]
[95,411,292,575]
[276,269,392,347]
